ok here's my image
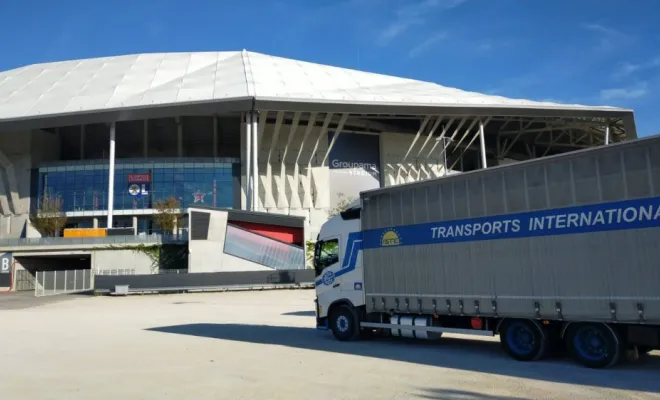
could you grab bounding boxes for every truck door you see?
[314,236,342,302]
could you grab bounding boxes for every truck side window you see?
[313,239,339,276]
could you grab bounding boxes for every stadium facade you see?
[0,50,637,243]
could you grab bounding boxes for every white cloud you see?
[408,32,447,57]
[378,0,467,44]
[612,56,660,79]
[613,62,641,78]
[380,19,423,44]
[600,82,649,101]
[582,23,634,53]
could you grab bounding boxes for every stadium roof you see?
[0,50,633,129]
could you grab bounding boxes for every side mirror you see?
[313,242,322,276]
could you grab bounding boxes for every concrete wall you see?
[0,130,61,239]
[381,131,454,187]
[252,121,331,242]
[188,209,271,273]
[92,249,153,275]
[250,122,453,241]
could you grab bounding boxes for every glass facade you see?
[36,158,240,213]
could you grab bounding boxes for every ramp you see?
[223,224,305,270]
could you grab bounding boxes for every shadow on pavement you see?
[147,323,660,393]
[419,389,528,400]
[281,311,316,317]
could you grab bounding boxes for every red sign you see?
[128,173,151,183]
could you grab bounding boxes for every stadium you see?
[0,50,637,290]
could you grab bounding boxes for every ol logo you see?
[380,229,401,247]
[322,270,335,286]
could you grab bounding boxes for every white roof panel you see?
[0,50,627,122]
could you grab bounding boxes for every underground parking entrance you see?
[13,253,92,293]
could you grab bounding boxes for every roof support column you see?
[604,124,610,145]
[213,116,218,159]
[80,125,85,160]
[244,112,252,210]
[143,120,149,158]
[479,119,487,169]
[442,137,448,176]
[278,112,301,209]
[176,117,183,158]
[251,111,259,212]
[107,122,116,228]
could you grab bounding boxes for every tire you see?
[565,323,622,369]
[329,305,360,341]
[638,346,653,355]
[500,319,548,362]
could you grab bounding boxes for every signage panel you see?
[327,132,381,208]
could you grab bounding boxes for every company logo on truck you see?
[381,229,401,246]
[321,270,335,286]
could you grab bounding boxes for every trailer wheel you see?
[500,319,548,362]
[565,323,622,369]
[329,305,360,341]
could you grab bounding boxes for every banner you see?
[361,196,660,249]
[328,132,380,209]
[0,253,12,274]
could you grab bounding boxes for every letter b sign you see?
[0,253,11,274]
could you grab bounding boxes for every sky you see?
[0,0,659,136]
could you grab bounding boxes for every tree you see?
[327,192,356,218]
[31,193,67,237]
[153,196,182,235]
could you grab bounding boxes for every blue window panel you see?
[36,161,239,211]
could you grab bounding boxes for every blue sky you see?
[1,0,658,135]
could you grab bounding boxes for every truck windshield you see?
[313,239,339,276]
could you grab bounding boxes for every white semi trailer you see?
[313,134,660,368]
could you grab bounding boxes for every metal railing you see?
[0,233,188,247]
[96,268,136,276]
[158,269,188,274]
[35,269,93,297]
[95,268,188,276]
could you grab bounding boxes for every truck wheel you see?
[565,323,622,369]
[500,319,548,362]
[329,305,360,341]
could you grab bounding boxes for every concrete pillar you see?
[176,117,183,158]
[107,123,116,228]
[605,124,611,145]
[143,120,148,158]
[213,116,218,158]
[80,125,85,160]
[93,218,98,229]
[133,216,138,235]
[479,120,487,169]
[244,112,252,210]
[251,111,259,211]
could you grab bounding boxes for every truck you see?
[313,134,660,369]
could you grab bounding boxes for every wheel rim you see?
[337,315,350,333]
[573,326,609,362]
[506,322,536,355]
